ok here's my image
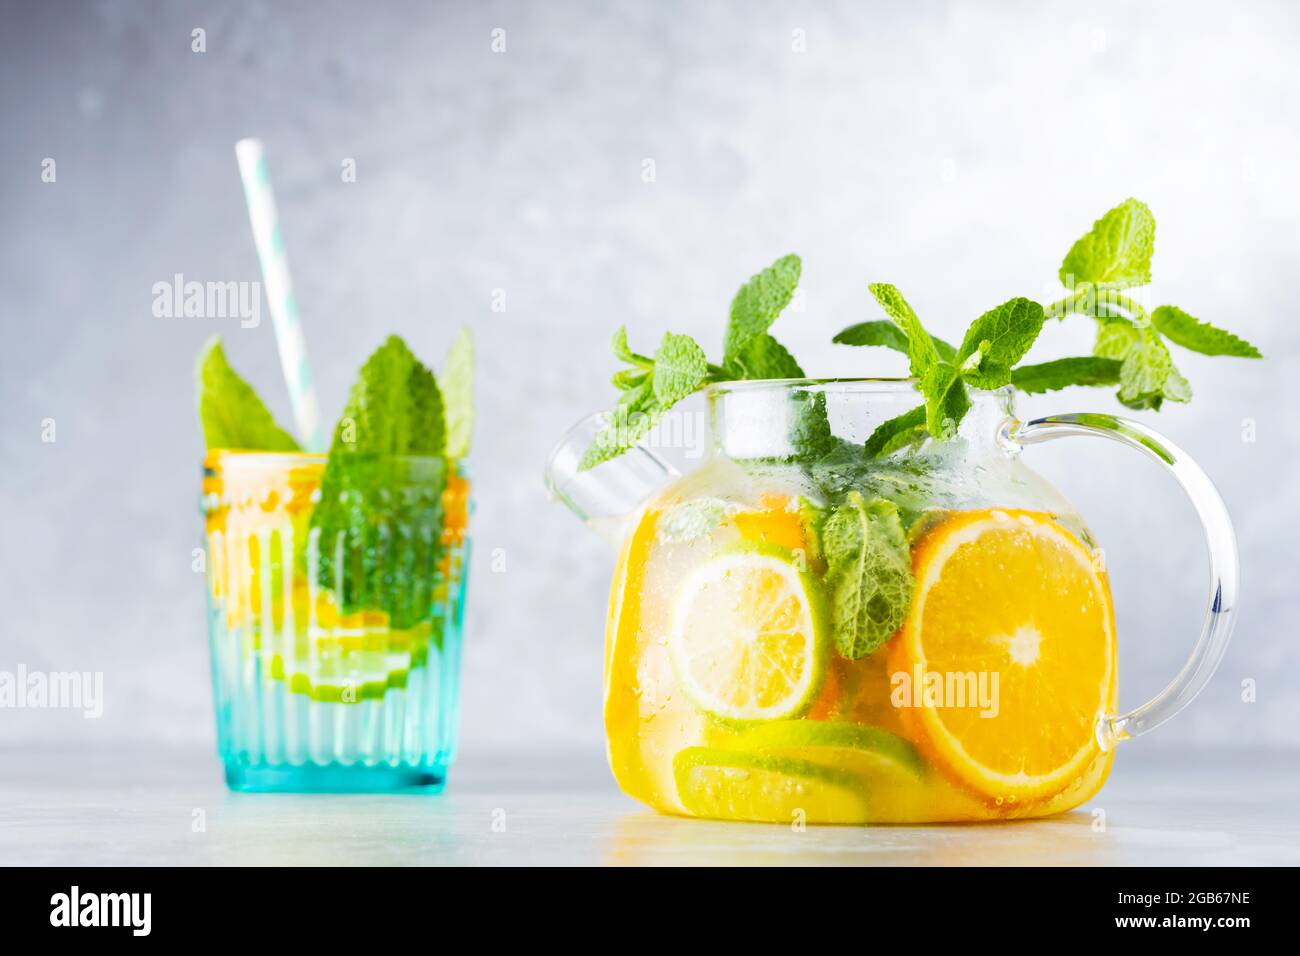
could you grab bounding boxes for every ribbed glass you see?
[201,451,470,792]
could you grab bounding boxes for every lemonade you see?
[594,411,1120,823]
[198,332,474,791]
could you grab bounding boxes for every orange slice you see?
[890,508,1116,805]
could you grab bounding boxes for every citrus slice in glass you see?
[738,720,924,780]
[668,546,827,722]
[673,747,869,823]
[890,508,1116,804]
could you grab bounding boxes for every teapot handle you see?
[545,411,680,534]
[1001,413,1239,750]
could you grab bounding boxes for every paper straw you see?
[234,138,326,451]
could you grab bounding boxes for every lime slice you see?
[673,747,869,823]
[738,720,926,781]
[668,546,827,722]
[271,619,436,704]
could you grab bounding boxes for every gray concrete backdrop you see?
[1,1,1297,756]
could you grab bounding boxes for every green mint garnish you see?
[820,492,913,660]
[195,337,301,451]
[1150,306,1263,358]
[310,335,447,627]
[724,333,805,379]
[1059,197,1156,289]
[1048,199,1260,409]
[855,286,1033,440]
[439,327,475,459]
[580,327,710,470]
[864,283,969,439]
[652,332,712,406]
[723,254,803,376]
[1009,357,1123,394]
[581,254,813,470]
[839,199,1260,454]
[1094,322,1191,410]
[866,283,940,382]
[863,405,927,457]
[832,320,957,361]
[584,199,1261,469]
[953,298,1045,390]
[787,389,836,460]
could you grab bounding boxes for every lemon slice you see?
[673,747,869,823]
[668,546,827,722]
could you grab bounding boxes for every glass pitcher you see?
[546,380,1237,823]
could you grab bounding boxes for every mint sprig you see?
[838,198,1261,451]
[583,199,1262,470]
[845,290,1044,446]
[1046,198,1261,410]
[580,254,806,470]
[578,327,718,470]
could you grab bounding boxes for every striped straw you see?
[234,138,326,452]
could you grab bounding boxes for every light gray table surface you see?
[1,744,1296,866]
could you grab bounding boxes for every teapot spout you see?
[545,412,680,544]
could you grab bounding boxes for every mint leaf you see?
[579,381,661,471]
[723,254,801,365]
[956,298,1045,389]
[581,328,717,470]
[863,404,927,457]
[936,376,971,433]
[1060,198,1156,289]
[787,389,835,460]
[1118,331,1190,409]
[867,283,939,382]
[833,320,910,352]
[866,284,964,437]
[821,492,914,660]
[439,328,474,459]
[834,320,957,361]
[1010,357,1123,394]
[919,361,967,438]
[321,335,445,457]
[1094,318,1139,361]
[195,337,301,451]
[585,256,816,469]
[613,326,653,366]
[1093,321,1191,410]
[652,332,710,406]
[1151,306,1262,358]
[310,336,447,626]
[407,363,445,455]
[725,332,805,379]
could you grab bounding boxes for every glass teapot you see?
[546,380,1237,823]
